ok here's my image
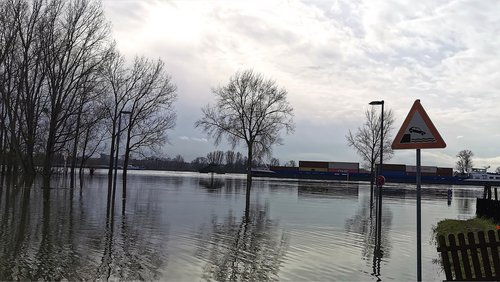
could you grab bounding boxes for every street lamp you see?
[111,110,132,213]
[369,100,384,249]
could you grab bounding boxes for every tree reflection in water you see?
[344,191,393,281]
[199,179,225,190]
[194,202,289,281]
[0,175,168,281]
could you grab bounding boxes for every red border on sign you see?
[391,100,446,149]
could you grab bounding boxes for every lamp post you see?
[111,110,132,214]
[369,100,384,249]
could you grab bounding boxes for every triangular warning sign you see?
[392,100,446,149]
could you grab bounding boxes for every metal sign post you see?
[416,148,422,281]
[391,100,446,281]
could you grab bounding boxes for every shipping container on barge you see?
[252,161,468,185]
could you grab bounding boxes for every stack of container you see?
[406,165,437,176]
[377,164,406,177]
[328,162,359,173]
[298,161,329,172]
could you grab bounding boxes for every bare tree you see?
[121,57,177,183]
[101,49,132,191]
[269,158,279,166]
[347,108,394,169]
[77,99,107,177]
[285,160,296,167]
[207,150,224,165]
[101,52,176,211]
[235,152,244,167]
[40,0,111,185]
[195,69,294,207]
[224,150,235,167]
[0,0,48,175]
[346,107,394,208]
[191,156,208,171]
[0,0,112,184]
[456,149,473,174]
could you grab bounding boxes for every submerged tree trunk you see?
[122,130,131,200]
[369,161,375,216]
[107,114,118,213]
[245,143,253,214]
[79,127,91,180]
[42,117,57,188]
[70,101,84,189]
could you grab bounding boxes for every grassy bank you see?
[434,217,496,242]
[434,218,498,279]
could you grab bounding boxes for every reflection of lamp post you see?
[369,100,384,248]
[112,110,132,211]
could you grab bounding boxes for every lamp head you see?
[369,100,384,105]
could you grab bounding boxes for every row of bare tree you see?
[192,150,294,169]
[0,0,177,186]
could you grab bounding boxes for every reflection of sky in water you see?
[0,170,482,281]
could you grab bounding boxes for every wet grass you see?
[433,218,497,241]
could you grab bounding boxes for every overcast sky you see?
[102,0,500,170]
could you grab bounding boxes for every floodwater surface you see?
[0,171,482,280]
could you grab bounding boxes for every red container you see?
[437,167,453,176]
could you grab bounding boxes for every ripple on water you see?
[278,225,379,281]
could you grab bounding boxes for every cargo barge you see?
[251,161,476,185]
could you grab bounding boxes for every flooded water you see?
[0,170,482,281]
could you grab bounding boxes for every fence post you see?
[488,230,500,274]
[438,235,453,280]
[448,234,463,280]
[458,233,472,280]
[477,231,493,278]
[467,232,483,279]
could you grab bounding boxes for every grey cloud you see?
[103,0,149,27]
[179,136,208,143]
[103,0,500,168]
[207,7,301,47]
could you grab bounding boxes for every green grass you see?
[433,217,497,243]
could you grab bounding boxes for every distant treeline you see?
[82,150,296,173]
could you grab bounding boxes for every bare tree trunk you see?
[70,100,84,189]
[106,117,117,215]
[246,143,253,213]
[79,127,91,179]
[122,129,131,200]
[42,117,58,187]
[369,161,374,216]
[0,108,4,175]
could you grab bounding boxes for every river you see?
[0,170,482,280]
